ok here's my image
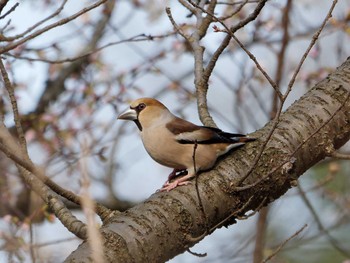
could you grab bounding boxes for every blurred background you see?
[0,0,349,262]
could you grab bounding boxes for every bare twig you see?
[165,7,190,40]
[211,195,261,231]
[236,196,267,220]
[329,151,350,160]
[1,0,67,39]
[186,248,207,257]
[217,0,260,5]
[0,0,10,14]
[194,0,217,127]
[0,58,27,151]
[271,0,292,118]
[0,127,113,220]
[0,129,88,239]
[219,0,249,20]
[186,141,209,245]
[186,195,258,243]
[0,2,19,19]
[253,207,268,263]
[0,0,108,53]
[29,224,36,263]
[298,184,350,257]
[204,34,231,82]
[167,3,218,127]
[79,139,106,263]
[189,0,282,100]
[284,0,338,99]
[230,0,268,33]
[0,58,113,221]
[6,33,175,64]
[230,34,282,100]
[262,224,308,263]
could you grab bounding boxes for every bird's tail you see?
[225,136,255,153]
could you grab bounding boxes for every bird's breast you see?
[140,126,186,169]
[140,125,219,171]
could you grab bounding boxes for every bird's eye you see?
[137,103,146,111]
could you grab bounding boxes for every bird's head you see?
[117,98,170,131]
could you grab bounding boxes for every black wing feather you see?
[166,117,254,145]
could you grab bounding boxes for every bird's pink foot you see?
[159,180,191,192]
[159,172,195,192]
[163,169,187,187]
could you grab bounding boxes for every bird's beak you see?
[117,107,138,121]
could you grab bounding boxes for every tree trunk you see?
[65,57,350,262]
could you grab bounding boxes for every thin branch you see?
[167,5,217,127]
[0,2,19,19]
[230,34,282,100]
[47,195,88,240]
[0,124,113,222]
[0,0,108,54]
[6,33,175,64]
[262,224,308,263]
[198,0,217,40]
[217,0,260,6]
[0,0,10,14]
[23,0,116,122]
[271,0,292,119]
[230,0,268,33]
[329,151,350,160]
[219,0,249,20]
[189,0,282,100]
[187,0,269,127]
[178,0,196,13]
[31,237,78,249]
[236,196,267,220]
[189,196,267,244]
[0,132,88,240]
[234,104,282,186]
[79,139,106,263]
[29,224,36,263]
[0,58,27,151]
[165,7,191,40]
[186,248,207,257]
[189,141,209,242]
[253,207,268,263]
[194,1,219,127]
[204,34,231,82]
[1,53,113,220]
[298,184,350,257]
[1,0,67,40]
[283,0,338,99]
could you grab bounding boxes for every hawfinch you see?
[118,98,255,192]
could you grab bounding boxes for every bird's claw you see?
[158,180,191,192]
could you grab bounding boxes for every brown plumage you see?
[118,98,255,191]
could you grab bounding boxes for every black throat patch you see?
[134,119,142,131]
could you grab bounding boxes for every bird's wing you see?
[202,126,247,138]
[166,117,246,144]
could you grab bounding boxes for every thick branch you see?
[65,57,350,262]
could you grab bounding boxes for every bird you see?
[117,98,255,192]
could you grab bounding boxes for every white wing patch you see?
[217,142,245,156]
[175,130,210,142]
